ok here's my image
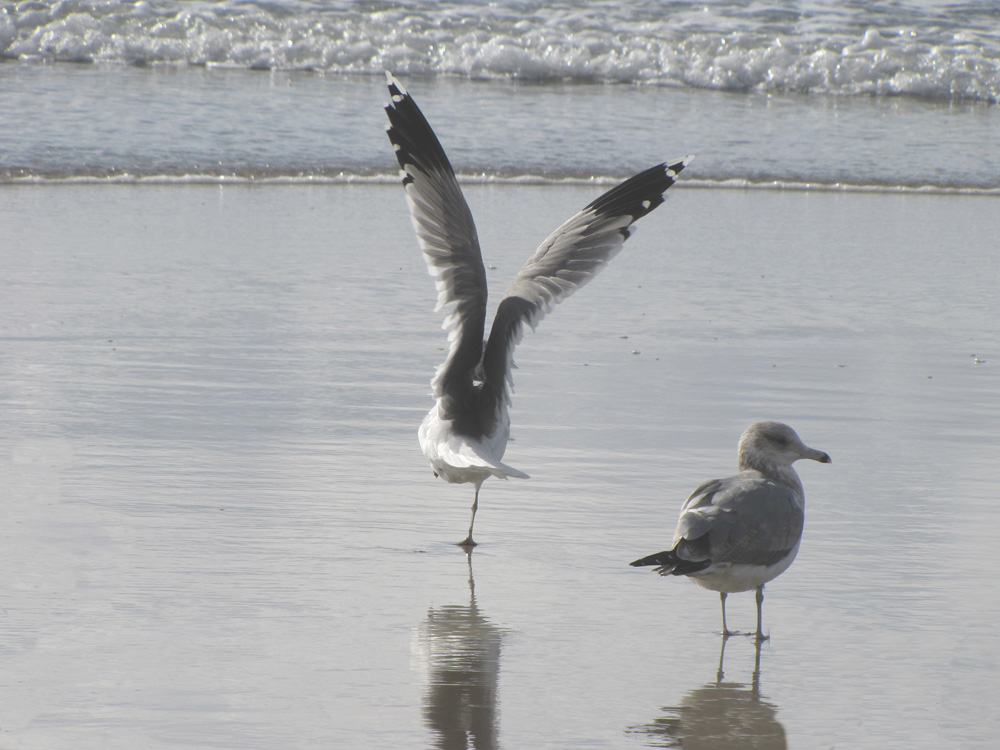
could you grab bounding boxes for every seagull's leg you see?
[754,584,769,642]
[459,481,483,548]
[720,592,735,636]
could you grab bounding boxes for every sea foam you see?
[2,0,998,102]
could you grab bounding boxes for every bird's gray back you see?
[673,471,805,567]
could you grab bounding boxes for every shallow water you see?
[2,183,998,748]
[3,65,999,189]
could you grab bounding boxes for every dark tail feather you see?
[630,549,711,577]
[630,550,677,568]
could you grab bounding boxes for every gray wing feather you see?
[385,73,487,407]
[673,471,804,566]
[480,159,689,412]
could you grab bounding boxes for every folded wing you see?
[674,473,805,567]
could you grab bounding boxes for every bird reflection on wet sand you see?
[628,637,787,749]
[414,553,504,750]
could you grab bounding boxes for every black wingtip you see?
[667,155,694,176]
[384,72,457,180]
[584,156,690,223]
[384,72,405,119]
[385,71,406,100]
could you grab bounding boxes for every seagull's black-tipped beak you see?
[814,451,832,464]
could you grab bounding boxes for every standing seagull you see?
[385,73,690,547]
[630,422,830,639]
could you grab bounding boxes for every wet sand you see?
[2,183,998,748]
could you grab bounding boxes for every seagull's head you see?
[738,421,831,472]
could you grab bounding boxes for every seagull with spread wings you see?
[385,72,690,547]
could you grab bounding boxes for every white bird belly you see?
[689,541,801,594]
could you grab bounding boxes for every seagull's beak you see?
[807,448,832,464]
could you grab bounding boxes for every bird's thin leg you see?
[459,482,482,548]
[754,584,769,642]
[720,592,735,636]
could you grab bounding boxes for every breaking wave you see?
[2,0,998,102]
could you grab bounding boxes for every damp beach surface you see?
[2,182,998,748]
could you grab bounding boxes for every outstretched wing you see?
[480,158,691,415]
[385,72,487,416]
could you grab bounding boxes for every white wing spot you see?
[392,94,404,103]
[642,200,652,210]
